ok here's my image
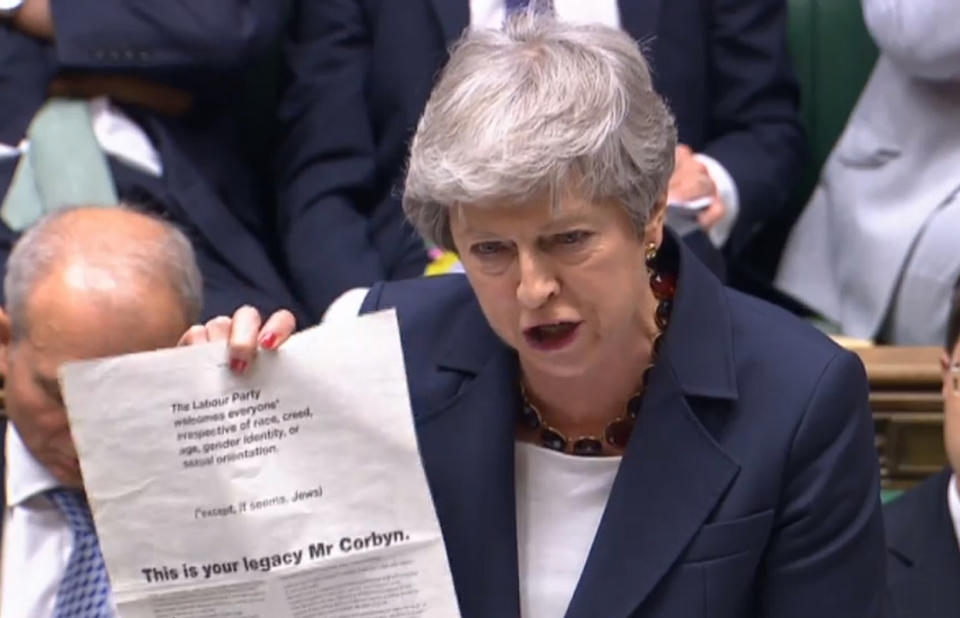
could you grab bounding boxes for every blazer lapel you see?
[428,0,470,45]
[888,472,960,617]
[416,341,522,618]
[567,235,740,618]
[564,361,739,618]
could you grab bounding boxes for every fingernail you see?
[260,332,277,350]
[230,359,248,373]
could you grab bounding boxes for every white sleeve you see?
[321,287,370,322]
[0,142,24,159]
[695,153,740,248]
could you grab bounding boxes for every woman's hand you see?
[178,306,297,373]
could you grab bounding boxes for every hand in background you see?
[669,144,727,230]
[9,0,54,41]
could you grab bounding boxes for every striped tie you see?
[47,489,113,618]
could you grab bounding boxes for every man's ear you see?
[0,306,12,376]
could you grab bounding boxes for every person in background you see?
[883,285,960,617]
[0,0,310,323]
[0,207,206,618]
[203,14,882,617]
[276,0,805,318]
[776,0,960,344]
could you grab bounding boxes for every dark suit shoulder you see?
[883,468,960,617]
[361,276,499,416]
[884,467,953,556]
[362,275,483,340]
[724,287,860,399]
[727,287,842,363]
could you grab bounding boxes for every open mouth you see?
[523,322,582,351]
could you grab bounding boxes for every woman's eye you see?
[471,241,506,256]
[554,230,591,245]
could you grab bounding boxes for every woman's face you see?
[451,192,666,379]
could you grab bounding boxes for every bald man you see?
[0,206,203,618]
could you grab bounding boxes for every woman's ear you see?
[643,193,668,247]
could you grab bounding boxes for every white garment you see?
[322,286,370,322]
[948,474,960,553]
[0,97,161,177]
[470,0,620,29]
[776,0,960,341]
[1,427,119,618]
[89,97,163,177]
[468,0,740,247]
[880,189,960,343]
[514,441,620,618]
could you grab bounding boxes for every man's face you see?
[0,267,188,488]
[944,339,960,479]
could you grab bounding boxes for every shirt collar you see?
[947,473,960,552]
[5,424,60,507]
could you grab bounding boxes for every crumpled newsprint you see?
[60,310,461,618]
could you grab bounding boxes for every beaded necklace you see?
[517,242,676,456]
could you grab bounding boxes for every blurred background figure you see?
[0,0,310,323]
[777,0,960,345]
[883,286,960,616]
[275,0,805,317]
[0,207,201,618]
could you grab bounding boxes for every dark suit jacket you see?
[279,0,804,316]
[0,1,310,322]
[358,235,884,618]
[884,467,960,618]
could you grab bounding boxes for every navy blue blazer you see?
[359,237,884,617]
[0,3,310,322]
[884,467,960,618]
[279,0,804,316]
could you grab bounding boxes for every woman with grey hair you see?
[187,12,884,618]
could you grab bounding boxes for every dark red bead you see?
[650,271,677,300]
[605,417,635,449]
[519,404,542,430]
[655,299,673,330]
[572,438,604,456]
[641,364,654,390]
[627,394,643,418]
[540,427,568,452]
[652,332,664,355]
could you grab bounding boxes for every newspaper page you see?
[59,310,462,618]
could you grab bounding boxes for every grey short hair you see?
[404,10,677,250]
[3,206,204,339]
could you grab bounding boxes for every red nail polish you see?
[260,332,277,349]
[230,359,247,373]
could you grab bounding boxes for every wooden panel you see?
[855,346,947,489]
[855,346,942,388]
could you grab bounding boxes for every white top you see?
[515,441,621,618]
[948,473,960,552]
[1,427,119,618]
